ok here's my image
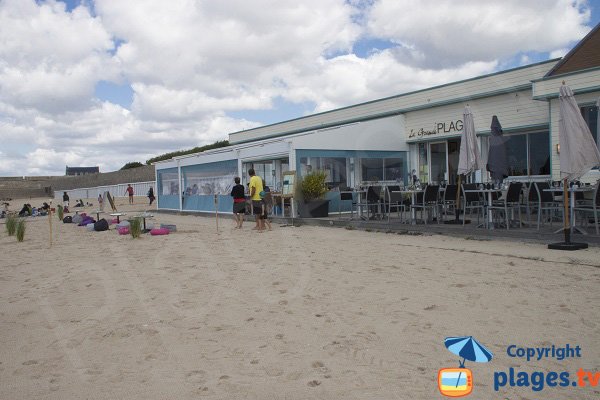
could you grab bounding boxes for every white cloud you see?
[0,0,595,176]
[365,0,591,68]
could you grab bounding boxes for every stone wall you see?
[0,165,156,199]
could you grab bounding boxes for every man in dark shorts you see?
[230,177,246,229]
[248,168,264,231]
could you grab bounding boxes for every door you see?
[429,142,447,184]
[447,139,461,184]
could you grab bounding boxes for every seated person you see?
[74,199,85,207]
[18,203,30,217]
[40,202,50,211]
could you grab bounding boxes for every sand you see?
[1,197,599,399]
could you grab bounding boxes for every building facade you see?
[154,25,600,214]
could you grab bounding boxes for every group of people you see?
[230,168,273,231]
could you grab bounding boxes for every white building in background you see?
[154,23,600,214]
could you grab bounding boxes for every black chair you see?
[357,186,384,220]
[440,184,458,218]
[385,186,406,223]
[339,191,356,219]
[574,181,600,235]
[411,185,439,224]
[461,183,484,226]
[488,182,523,229]
[532,182,562,230]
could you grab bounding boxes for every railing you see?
[54,181,155,202]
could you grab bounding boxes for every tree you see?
[120,162,144,170]
[146,140,230,164]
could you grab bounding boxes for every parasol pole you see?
[563,178,570,244]
[455,357,466,387]
[455,174,462,222]
[48,201,53,247]
[214,194,219,234]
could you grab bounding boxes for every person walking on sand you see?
[230,177,246,229]
[98,193,104,211]
[147,187,155,205]
[248,168,263,231]
[125,184,134,204]
[259,190,272,231]
[62,191,69,207]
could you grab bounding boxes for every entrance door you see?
[429,142,447,184]
[447,139,460,184]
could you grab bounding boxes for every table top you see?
[463,189,502,193]
[110,212,125,216]
[543,186,594,192]
[391,189,423,194]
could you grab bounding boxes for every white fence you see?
[54,181,155,202]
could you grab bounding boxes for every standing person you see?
[259,190,272,231]
[98,193,104,211]
[147,187,155,205]
[62,191,69,207]
[125,184,134,204]
[230,177,246,229]
[248,168,264,231]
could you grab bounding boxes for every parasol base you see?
[548,241,588,251]
[444,219,471,225]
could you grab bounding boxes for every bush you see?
[57,205,64,221]
[16,219,25,242]
[129,217,142,239]
[5,214,17,236]
[300,171,328,202]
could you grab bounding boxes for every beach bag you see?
[72,214,83,224]
[94,219,109,232]
[78,217,95,226]
[86,223,96,231]
[63,216,72,223]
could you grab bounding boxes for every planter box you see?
[299,199,330,218]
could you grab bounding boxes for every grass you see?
[129,217,142,239]
[16,219,25,242]
[5,214,18,236]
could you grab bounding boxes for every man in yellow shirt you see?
[248,168,264,230]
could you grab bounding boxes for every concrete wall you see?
[0,165,155,199]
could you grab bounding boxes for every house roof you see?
[545,22,600,77]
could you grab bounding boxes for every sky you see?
[0,0,599,176]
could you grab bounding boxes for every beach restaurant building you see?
[154,24,600,214]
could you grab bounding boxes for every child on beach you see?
[259,183,273,231]
[230,177,246,229]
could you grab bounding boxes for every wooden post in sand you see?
[48,201,53,247]
[214,194,219,233]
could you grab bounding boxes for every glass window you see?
[361,158,383,182]
[158,170,179,195]
[581,105,598,145]
[384,158,404,181]
[504,131,550,176]
[299,157,347,189]
[505,134,527,176]
[528,131,550,175]
[182,160,238,196]
[418,143,428,183]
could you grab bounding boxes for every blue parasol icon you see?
[444,336,493,388]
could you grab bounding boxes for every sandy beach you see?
[1,197,599,399]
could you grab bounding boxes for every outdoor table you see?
[92,210,102,221]
[464,189,502,229]
[134,213,154,233]
[543,186,594,234]
[392,189,423,224]
[110,213,125,223]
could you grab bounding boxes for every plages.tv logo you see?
[438,336,493,397]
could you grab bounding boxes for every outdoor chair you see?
[338,190,356,220]
[531,182,563,230]
[385,186,406,223]
[440,184,458,218]
[357,186,385,220]
[574,181,600,235]
[411,185,439,224]
[488,182,523,229]
[460,183,484,226]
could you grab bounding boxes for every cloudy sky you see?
[0,0,598,176]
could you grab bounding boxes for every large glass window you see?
[182,160,238,196]
[360,157,407,183]
[504,131,549,176]
[361,158,383,181]
[299,156,348,189]
[418,143,429,183]
[581,105,598,145]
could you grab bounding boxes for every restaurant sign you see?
[409,120,463,139]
